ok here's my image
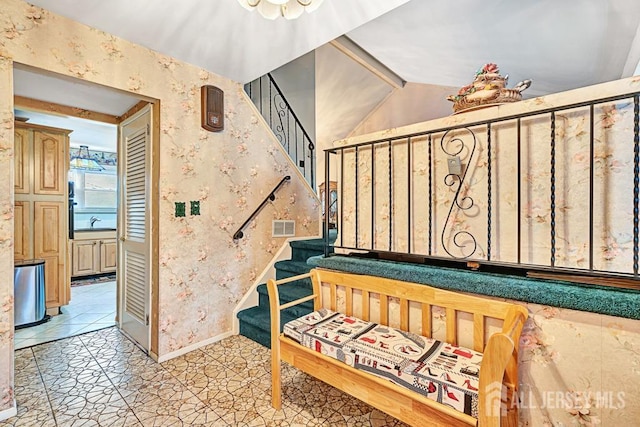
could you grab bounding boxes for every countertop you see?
[72,229,117,240]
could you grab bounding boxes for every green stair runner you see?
[237,233,334,348]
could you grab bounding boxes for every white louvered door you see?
[119,105,151,351]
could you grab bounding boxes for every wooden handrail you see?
[233,175,291,240]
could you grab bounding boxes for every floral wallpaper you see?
[516,303,640,426]
[0,0,319,415]
[335,77,640,425]
[337,93,638,272]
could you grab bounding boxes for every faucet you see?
[90,216,101,229]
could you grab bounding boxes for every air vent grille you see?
[273,220,295,237]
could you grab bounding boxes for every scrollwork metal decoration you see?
[440,127,478,259]
[273,93,289,150]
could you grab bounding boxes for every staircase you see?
[237,235,334,348]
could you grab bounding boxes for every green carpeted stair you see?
[237,233,335,348]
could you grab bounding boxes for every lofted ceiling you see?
[25,0,409,84]
[24,0,640,94]
[13,0,640,155]
[347,0,640,98]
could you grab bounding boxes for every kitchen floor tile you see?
[13,280,116,348]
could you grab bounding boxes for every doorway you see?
[11,65,157,353]
[13,108,119,349]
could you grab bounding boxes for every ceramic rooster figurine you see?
[447,63,531,113]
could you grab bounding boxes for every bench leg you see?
[271,338,282,410]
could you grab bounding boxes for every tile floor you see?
[14,281,117,350]
[2,328,409,426]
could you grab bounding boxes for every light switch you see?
[175,202,186,218]
[447,156,462,175]
[190,201,200,216]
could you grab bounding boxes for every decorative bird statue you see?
[514,79,532,93]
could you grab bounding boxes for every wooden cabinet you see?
[14,201,30,260]
[71,236,117,277]
[34,130,66,195]
[72,239,99,276]
[100,239,117,273]
[34,201,66,307]
[14,122,71,311]
[14,128,30,194]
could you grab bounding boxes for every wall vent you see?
[273,220,295,237]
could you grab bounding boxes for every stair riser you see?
[258,292,314,315]
[275,272,312,288]
[257,283,312,299]
[238,307,312,347]
[276,266,311,275]
[237,305,312,348]
[239,322,270,348]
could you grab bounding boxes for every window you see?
[83,172,117,208]
[70,166,117,212]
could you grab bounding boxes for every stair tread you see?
[289,239,329,247]
[274,260,313,269]
[257,282,312,298]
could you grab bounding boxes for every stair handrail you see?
[233,175,291,240]
[245,74,316,188]
[266,73,315,152]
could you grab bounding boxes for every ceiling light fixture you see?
[237,0,325,20]
[70,145,104,171]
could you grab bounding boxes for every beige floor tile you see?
[6,327,413,426]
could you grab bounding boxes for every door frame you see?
[12,67,160,357]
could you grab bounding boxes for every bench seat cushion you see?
[283,308,375,364]
[283,309,482,419]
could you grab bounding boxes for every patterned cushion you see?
[282,309,483,419]
[401,342,483,418]
[283,309,375,364]
[283,308,336,343]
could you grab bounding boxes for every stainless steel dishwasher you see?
[14,259,48,328]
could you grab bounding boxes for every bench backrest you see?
[310,268,528,353]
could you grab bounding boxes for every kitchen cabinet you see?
[34,129,67,195]
[71,234,117,277]
[100,239,117,273]
[72,239,99,276]
[34,201,66,308]
[14,128,30,194]
[14,201,29,260]
[14,122,71,312]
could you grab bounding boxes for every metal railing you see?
[324,91,640,288]
[233,176,290,240]
[245,74,315,188]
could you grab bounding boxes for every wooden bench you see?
[267,268,528,427]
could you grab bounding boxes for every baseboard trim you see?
[156,331,235,363]
[0,400,17,422]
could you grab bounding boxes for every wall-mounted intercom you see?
[201,85,224,132]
